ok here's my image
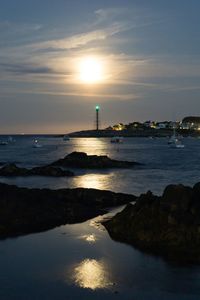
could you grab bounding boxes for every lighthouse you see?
[95,105,100,131]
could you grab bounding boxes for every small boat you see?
[110,136,124,143]
[168,126,184,148]
[169,138,185,148]
[168,127,182,144]
[168,135,176,144]
[7,136,16,144]
[63,135,70,141]
[32,139,42,148]
[0,141,8,146]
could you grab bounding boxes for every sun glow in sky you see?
[0,0,200,133]
[79,57,104,83]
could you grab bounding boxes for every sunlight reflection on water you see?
[79,233,97,243]
[71,138,110,156]
[72,173,110,190]
[71,258,113,290]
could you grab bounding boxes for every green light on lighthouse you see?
[95,105,100,130]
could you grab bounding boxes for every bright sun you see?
[79,57,103,83]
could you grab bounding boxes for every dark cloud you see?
[0,63,54,75]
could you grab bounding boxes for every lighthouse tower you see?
[95,105,100,131]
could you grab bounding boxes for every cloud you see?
[94,7,129,24]
[1,87,138,101]
[0,21,42,35]
[0,7,139,82]
[0,6,199,100]
[94,7,145,27]
[25,22,131,53]
[0,63,55,75]
[27,30,107,52]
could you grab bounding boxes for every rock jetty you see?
[104,183,200,263]
[0,182,136,239]
[0,163,74,177]
[50,151,140,168]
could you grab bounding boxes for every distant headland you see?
[68,116,200,138]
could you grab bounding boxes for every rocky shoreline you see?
[1,176,200,263]
[104,183,200,263]
[0,182,136,239]
[68,129,199,138]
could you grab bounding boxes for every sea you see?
[0,135,200,300]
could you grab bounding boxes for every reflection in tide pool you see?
[80,233,97,243]
[72,259,113,290]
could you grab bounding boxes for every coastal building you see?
[126,122,145,130]
[144,120,155,128]
[156,121,174,129]
[156,122,167,129]
[181,116,200,130]
[112,123,125,131]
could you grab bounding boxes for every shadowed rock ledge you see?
[50,151,141,168]
[0,182,136,239]
[104,183,200,263]
[0,163,74,177]
[0,152,140,177]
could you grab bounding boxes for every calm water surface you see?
[0,136,200,299]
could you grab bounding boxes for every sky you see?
[0,0,200,133]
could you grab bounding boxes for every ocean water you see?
[0,136,200,299]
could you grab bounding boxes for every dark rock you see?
[30,165,74,177]
[0,182,136,239]
[0,163,28,176]
[0,163,74,177]
[160,184,193,212]
[0,152,140,177]
[50,151,140,168]
[104,183,200,263]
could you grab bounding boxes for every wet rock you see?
[50,151,140,168]
[0,163,74,177]
[0,182,136,239]
[104,183,200,263]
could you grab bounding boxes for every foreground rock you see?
[104,183,200,263]
[0,182,136,239]
[51,151,140,168]
[0,163,74,177]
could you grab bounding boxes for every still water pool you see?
[0,136,200,299]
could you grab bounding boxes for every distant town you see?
[69,116,200,137]
[106,116,200,131]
